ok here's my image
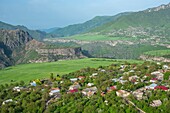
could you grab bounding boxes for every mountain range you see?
[0,3,170,68]
[46,3,170,39]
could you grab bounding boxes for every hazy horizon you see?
[0,0,169,30]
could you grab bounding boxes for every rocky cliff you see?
[0,29,85,68]
[0,29,33,68]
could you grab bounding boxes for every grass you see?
[0,58,143,84]
[65,34,137,41]
[144,50,170,57]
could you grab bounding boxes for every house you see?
[150,100,162,107]
[154,86,169,91]
[101,92,106,96]
[107,86,117,92]
[145,83,157,89]
[104,100,108,105]
[70,78,78,82]
[116,90,130,98]
[163,65,169,70]
[150,78,158,83]
[112,78,119,82]
[69,89,78,93]
[82,87,98,97]
[69,84,81,90]
[92,73,98,76]
[101,69,106,72]
[78,76,85,80]
[132,91,143,100]
[13,86,24,92]
[49,88,60,96]
[151,71,164,81]
[119,80,127,84]
[2,99,15,105]
[129,75,139,82]
[129,70,135,73]
[30,81,36,86]
[87,83,94,87]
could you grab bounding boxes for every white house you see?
[70,78,78,82]
[150,100,162,107]
[49,88,60,96]
[116,90,130,98]
[87,83,94,87]
[2,99,15,105]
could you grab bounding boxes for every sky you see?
[0,0,170,30]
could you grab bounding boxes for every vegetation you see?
[144,50,170,58]
[0,61,169,113]
[0,58,143,84]
[82,43,168,59]
[49,14,126,37]
[66,34,134,41]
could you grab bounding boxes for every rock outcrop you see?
[0,29,85,68]
[0,29,33,68]
[139,55,170,62]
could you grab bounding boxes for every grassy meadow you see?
[66,34,137,41]
[144,50,170,57]
[0,58,143,84]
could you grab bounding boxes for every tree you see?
[50,73,54,81]
[164,71,170,80]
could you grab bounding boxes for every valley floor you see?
[0,58,143,84]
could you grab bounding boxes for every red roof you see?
[146,74,151,76]
[152,78,158,80]
[154,86,168,91]
[78,76,85,78]
[110,86,116,90]
[69,89,78,93]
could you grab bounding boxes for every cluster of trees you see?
[46,92,137,113]
[0,82,49,113]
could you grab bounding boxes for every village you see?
[1,61,170,112]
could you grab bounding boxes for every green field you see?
[144,50,170,57]
[66,34,137,41]
[0,58,143,84]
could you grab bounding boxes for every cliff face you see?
[0,29,85,68]
[0,29,33,49]
[36,47,83,56]
[31,47,85,62]
[0,29,33,68]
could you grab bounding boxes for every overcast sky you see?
[0,0,169,29]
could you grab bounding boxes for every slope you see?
[0,58,143,84]
[50,12,131,37]
[91,3,170,39]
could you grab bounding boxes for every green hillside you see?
[144,50,170,58]
[0,58,143,84]
[66,34,131,41]
[50,12,130,37]
[91,4,170,39]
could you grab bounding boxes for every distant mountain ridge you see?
[90,2,170,39]
[49,12,131,37]
[47,3,170,39]
[40,27,60,33]
[0,21,47,40]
